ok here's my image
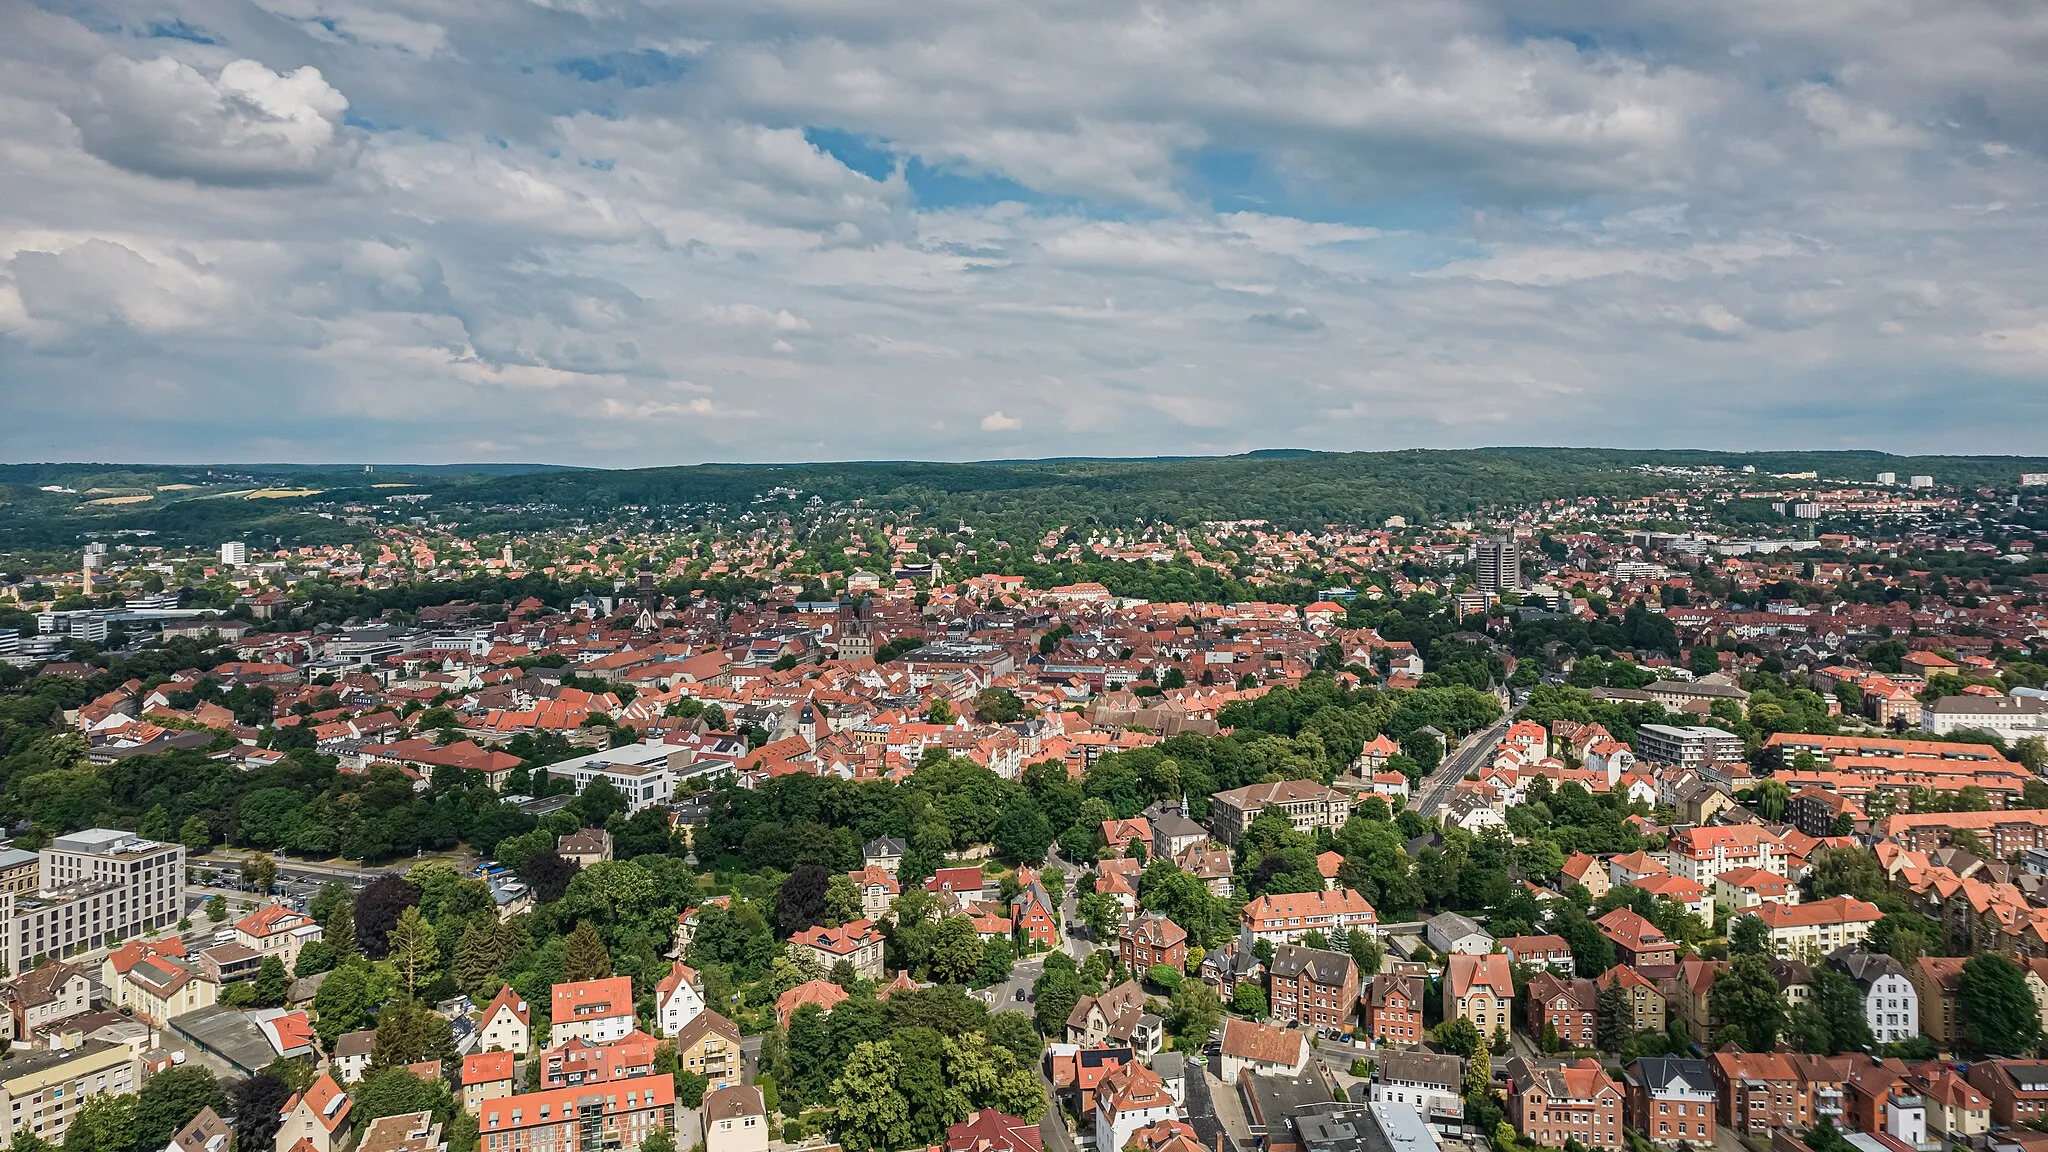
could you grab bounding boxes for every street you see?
[1414,716,1512,817]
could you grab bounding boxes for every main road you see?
[1413,714,1512,817]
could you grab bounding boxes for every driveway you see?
[1185,1068,1245,1152]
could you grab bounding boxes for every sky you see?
[2,0,2046,466]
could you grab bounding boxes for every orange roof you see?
[463,1051,516,1084]
[551,976,633,1023]
[1751,895,1882,929]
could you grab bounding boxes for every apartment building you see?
[788,919,885,980]
[1623,1058,1717,1147]
[0,1039,138,1145]
[1527,973,1597,1048]
[1444,953,1514,1039]
[0,830,184,974]
[1508,1057,1625,1152]
[1741,897,1882,959]
[1265,946,1358,1030]
[476,1076,676,1152]
[1118,915,1188,976]
[1240,890,1378,943]
[1664,825,1785,887]
[550,977,636,1045]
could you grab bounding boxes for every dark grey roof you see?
[1270,945,1357,987]
[1627,1057,1714,1095]
[864,836,906,856]
[1829,948,1907,991]
[1374,1050,1461,1091]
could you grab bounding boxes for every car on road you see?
[1015,988,1031,1001]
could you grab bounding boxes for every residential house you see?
[234,904,323,971]
[476,1076,675,1152]
[788,918,885,979]
[332,1031,376,1085]
[1361,970,1425,1048]
[1120,915,1188,977]
[654,962,704,1037]
[702,1085,768,1152]
[1913,958,1965,1049]
[1369,1051,1465,1133]
[1526,973,1598,1049]
[1598,909,1677,967]
[4,962,91,1036]
[275,1072,352,1152]
[479,985,531,1054]
[550,977,636,1045]
[1095,1062,1183,1152]
[1829,950,1918,1046]
[1266,946,1358,1031]
[1497,935,1574,974]
[1966,1060,2048,1127]
[556,829,614,867]
[1666,825,1785,887]
[945,1108,1043,1152]
[1241,890,1378,944]
[1561,854,1611,900]
[1216,1019,1310,1083]
[1424,912,1492,956]
[461,1051,516,1115]
[846,866,900,920]
[775,980,847,1031]
[1068,981,1161,1056]
[1508,1057,1625,1152]
[1443,953,1514,1041]
[1743,897,1882,960]
[1596,966,1667,1037]
[673,1010,743,1091]
[1715,866,1797,911]
[1623,1058,1717,1147]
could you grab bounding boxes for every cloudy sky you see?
[3,0,2046,466]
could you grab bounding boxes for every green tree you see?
[565,919,612,982]
[1728,914,1770,957]
[1711,955,1787,1054]
[353,1069,439,1123]
[205,894,227,923]
[1959,954,2042,1056]
[1167,981,1222,1053]
[1032,956,1081,1036]
[312,961,371,1046]
[254,955,290,1008]
[1231,983,1267,1017]
[576,778,628,828]
[929,916,985,985]
[387,906,440,994]
[131,1066,229,1152]
[179,815,213,856]
[1595,980,1633,1053]
[833,1040,911,1152]
[325,900,357,957]
[60,1094,134,1152]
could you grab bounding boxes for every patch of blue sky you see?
[803,128,896,182]
[141,18,215,43]
[553,50,691,88]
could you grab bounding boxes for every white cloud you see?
[71,57,352,185]
[2,0,2047,462]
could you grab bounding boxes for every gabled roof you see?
[283,1073,352,1133]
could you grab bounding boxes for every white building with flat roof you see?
[539,742,680,813]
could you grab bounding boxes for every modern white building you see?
[1923,695,2048,740]
[219,542,247,566]
[1,830,184,974]
[539,742,680,814]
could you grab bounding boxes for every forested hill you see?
[443,447,2048,530]
[10,448,2048,548]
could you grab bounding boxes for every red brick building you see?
[1265,945,1358,1030]
[1361,970,1424,1046]
[1118,914,1188,976]
[1508,1057,1624,1151]
[1526,973,1597,1049]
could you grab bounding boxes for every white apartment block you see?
[2,830,184,975]
[541,743,678,814]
